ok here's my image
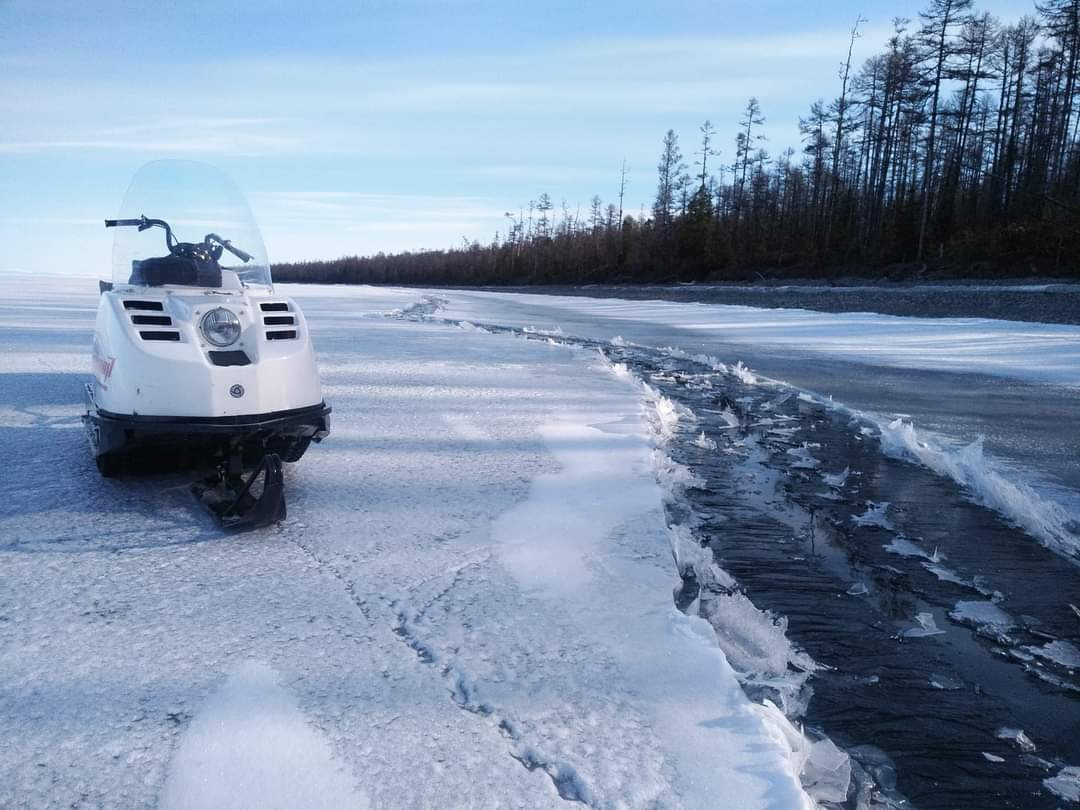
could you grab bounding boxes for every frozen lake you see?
[2,276,1078,808]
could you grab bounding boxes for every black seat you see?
[130,256,222,287]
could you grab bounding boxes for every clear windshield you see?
[111,160,271,289]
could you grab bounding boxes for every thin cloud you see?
[0,27,892,158]
[0,132,300,156]
[252,191,504,224]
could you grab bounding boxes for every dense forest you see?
[277,0,1080,285]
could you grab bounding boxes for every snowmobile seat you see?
[130,256,222,288]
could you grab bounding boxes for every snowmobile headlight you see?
[200,307,241,347]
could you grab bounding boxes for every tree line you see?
[277,0,1080,285]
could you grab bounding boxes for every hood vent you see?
[131,314,172,326]
[124,300,164,311]
[260,302,298,340]
[140,330,181,342]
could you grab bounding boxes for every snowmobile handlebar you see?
[205,234,253,263]
[105,216,177,249]
[104,216,252,263]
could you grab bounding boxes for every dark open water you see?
[606,344,1080,809]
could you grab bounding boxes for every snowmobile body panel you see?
[92,287,322,418]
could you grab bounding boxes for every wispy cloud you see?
[0,28,890,160]
[252,191,502,220]
[249,191,512,259]
[0,116,301,156]
[5,216,101,226]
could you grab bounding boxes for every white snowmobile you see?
[84,160,330,529]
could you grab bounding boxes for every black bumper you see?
[85,391,330,457]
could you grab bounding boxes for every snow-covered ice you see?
[0,275,812,808]
[160,661,365,810]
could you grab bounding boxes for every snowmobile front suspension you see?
[192,453,286,530]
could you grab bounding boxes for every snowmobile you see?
[83,160,330,529]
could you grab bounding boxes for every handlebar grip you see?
[224,241,254,263]
[104,218,143,228]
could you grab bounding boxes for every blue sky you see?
[1,0,1030,275]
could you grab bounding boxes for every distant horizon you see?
[1,0,1032,274]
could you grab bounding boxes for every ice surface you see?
[667,523,736,591]
[822,467,849,488]
[732,361,759,385]
[929,674,963,690]
[651,448,707,492]
[751,700,849,806]
[922,562,973,588]
[874,418,1080,562]
[641,383,694,441]
[434,288,1080,386]
[1045,765,1080,802]
[786,443,820,470]
[852,501,894,530]
[903,612,946,638]
[488,348,811,805]
[160,661,365,810]
[884,535,932,559]
[996,727,1037,753]
[698,590,815,694]
[1023,640,1080,669]
[0,276,814,808]
[655,344,729,373]
[625,368,820,720]
[694,431,718,450]
[950,601,1016,633]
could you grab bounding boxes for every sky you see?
[0,0,1031,276]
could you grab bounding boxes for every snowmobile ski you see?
[192,453,286,530]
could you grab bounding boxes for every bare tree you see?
[916,0,974,259]
[654,129,686,230]
[696,119,720,188]
[826,15,867,250]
